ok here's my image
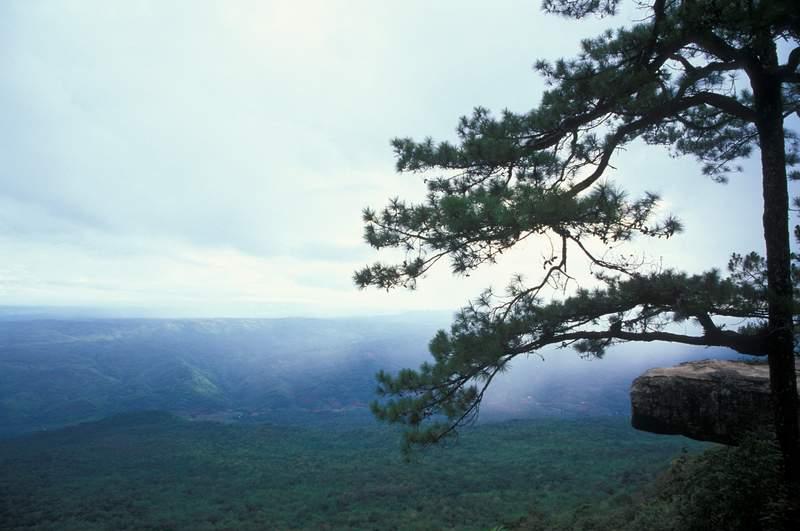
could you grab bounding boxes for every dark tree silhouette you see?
[356,0,800,482]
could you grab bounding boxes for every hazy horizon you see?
[0,303,457,321]
[1,1,785,318]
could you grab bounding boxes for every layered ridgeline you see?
[0,312,740,436]
[0,315,441,436]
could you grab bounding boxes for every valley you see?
[0,315,739,437]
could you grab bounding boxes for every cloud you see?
[0,0,781,316]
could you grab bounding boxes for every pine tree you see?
[355,0,800,483]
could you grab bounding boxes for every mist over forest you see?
[0,310,739,438]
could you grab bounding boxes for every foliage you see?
[561,431,798,531]
[356,0,800,454]
[652,433,796,530]
[0,412,706,531]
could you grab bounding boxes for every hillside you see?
[0,316,439,435]
[0,316,742,436]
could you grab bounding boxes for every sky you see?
[0,0,785,318]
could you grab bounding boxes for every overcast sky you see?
[0,0,782,317]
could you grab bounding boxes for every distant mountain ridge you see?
[0,317,442,436]
[0,315,743,437]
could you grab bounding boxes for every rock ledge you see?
[630,359,800,444]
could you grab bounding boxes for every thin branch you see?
[499,232,569,321]
[421,363,504,446]
[569,235,636,276]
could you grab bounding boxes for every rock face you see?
[630,359,800,445]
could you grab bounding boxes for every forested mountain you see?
[0,316,439,435]
[0,412,708,531]
[0,314,739,436]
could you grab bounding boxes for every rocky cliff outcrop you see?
[630,359,800,444]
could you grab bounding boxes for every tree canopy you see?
[355,0,800,482]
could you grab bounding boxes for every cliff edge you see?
[630,359,800,444]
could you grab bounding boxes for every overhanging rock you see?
[630,359,800,445]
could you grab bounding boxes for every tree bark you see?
[753,65,800,483]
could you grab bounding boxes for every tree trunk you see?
[754,69,800,483]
